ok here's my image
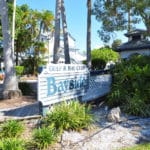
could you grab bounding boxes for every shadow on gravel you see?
[2,102,41,117]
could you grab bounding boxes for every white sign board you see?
[38,64,89,106]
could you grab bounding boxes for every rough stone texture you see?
[57,106,150,150]
[2,89,22,99]
[61,124,139,150]
[122,117,150,143]
[107,107,121,122]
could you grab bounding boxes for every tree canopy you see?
[0,3,54,65]
[93,0,150,42]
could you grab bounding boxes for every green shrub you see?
[91,47,119,70]
[15,66,24,76]
[42,101,94,132]
[0,120,24,138]
[21,56,46,75]
[0,138,25,150]
[107,55,150,117]
[21,56,34,75]
[32,125,57,150]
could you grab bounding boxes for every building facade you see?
[116,29,150,59]
[40,31,85,64]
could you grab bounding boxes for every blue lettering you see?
[46,75,88,96]
[58,82,65,92]
[69,80,74,90]
[63,80,69,91]
[79,77,83,88]
[47,77,57,96]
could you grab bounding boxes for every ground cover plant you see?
[0,120,24,138]
[0,120,25,150]
[121,142,150,150]
[30,125,58,150]
[0,138,26,150]
[107,55,150,117]
[41,100,94,132]
[0,100,149,149]
[0,100,94,150]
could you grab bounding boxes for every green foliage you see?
[15,66,24,76]
[21,57,34,75]
[111,39,122,50]
[0,138,25,150]
[32,125,57,150]
[107,55,150,117]
[5,3,54,66]
[32,41,47,75]
[91,48,119,70]
[42,101,94,132]
[21,56,46,75]
[93,0,150,42]
[18,82,34,96]
[0,120,24,139]
[121,142,150,150]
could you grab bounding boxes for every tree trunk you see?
[0,0,21,99]
[61,0,70,64]
[128,9,131,32]
[86,0,92,69]
[53,0,61,63]
[12,0,16,58]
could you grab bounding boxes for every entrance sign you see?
[38,64,89,106]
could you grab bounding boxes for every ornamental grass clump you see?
[0,120,24,138]
[0,138,26,150]
[42,101,94,132]
[31,124,58,150]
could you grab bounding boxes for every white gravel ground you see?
[53,106,150,150]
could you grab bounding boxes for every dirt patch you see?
[0,96,36,109]
[20,75,37,81]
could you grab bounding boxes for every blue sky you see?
[16,0,128,51]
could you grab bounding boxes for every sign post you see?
[38,64,89,115]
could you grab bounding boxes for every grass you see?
[32,125,58,149]
[1,100,149,150]
[0,138,26,150]
[0,120,24,138]
[0,100,94,149]
[121,143,150,150]
[41,100,94,132]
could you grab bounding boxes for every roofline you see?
[116,45,150,52]
[124,29,147,37]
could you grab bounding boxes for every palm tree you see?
[86,0,92,69]
[15,4,33,65]
[53,0,61,63]
[53,0,70,64]
[0,0,21,99]
[37,10,54,41]
[12,0,16,58]
[61,0,70,64]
